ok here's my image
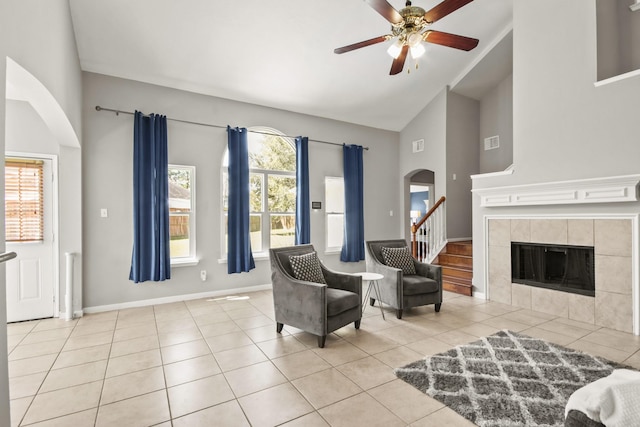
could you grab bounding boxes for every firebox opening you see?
[511,242,595,297]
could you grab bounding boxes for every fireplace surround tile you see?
[595,219,632,257]
[511,284,531,309]
[595,255,632,295]
[568,293,595,325]
[531,287,569,318]
[530,219,568,245]
[510,219,530,242]
[487,217,635,334]
[488,219,510,247]
[595,291,633,333]
[568,219,594,246]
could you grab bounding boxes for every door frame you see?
[6,151,59,319]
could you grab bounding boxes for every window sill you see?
[217,253,269,264]
[171,258,199,267]
[324,249,342,255]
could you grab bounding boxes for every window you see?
[5,158,44,242]
[325,176,344,251]
[168,165,195,261]
[222,127,296,255]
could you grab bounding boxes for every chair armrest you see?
[414,261,442,283]
[321,264,362,297]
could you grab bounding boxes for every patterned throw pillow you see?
[289,251,327,284]
[381,246,416,275]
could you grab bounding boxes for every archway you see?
[5,57,82,321]
[403,169,435,242]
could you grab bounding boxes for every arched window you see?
[222,127,296,254]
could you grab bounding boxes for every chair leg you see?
[396,309,403,319]
[276,323,284,333]
[318,335,326,348]
[355,320,361,329]
[370,297,376,306]
[435,303,442,313]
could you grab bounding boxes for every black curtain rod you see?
[95,106,369,150]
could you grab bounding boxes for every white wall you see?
[0,1,83,423]
[82,72,400,309]
[472,0,640,295]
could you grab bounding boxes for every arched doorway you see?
[403,169,435,242]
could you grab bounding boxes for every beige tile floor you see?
[6,290,640,426]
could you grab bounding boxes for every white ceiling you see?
[69,0,513,132]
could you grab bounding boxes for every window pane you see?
[250,214,262,252]
[225,214,263,253]
[250,174,263,212]
[170,214,190,258]
[327,214,344,249]
[222,172,228,212]
[248,133,295,172]
[270,214,295,248]
[5,159,44,242]
[325,177,344,213]
[268,175,296,213]
[169,166,193,258]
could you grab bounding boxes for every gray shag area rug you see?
[395,330,625,427]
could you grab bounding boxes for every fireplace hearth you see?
[511,242,595,297]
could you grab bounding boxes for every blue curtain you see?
[295,136,310,245]
[227,126,255,273]
[129,111,171,283]
[341,144,365,262]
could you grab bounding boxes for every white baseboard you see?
[448,237,472,242]
[83,284,272,314]
[473,291,487,300]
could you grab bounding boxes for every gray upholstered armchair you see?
[365,239,442,319]
[269,244,362,348]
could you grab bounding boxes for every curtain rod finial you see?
[95,106,101,111]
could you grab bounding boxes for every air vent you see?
[412,139,424,153]
[484,135,500,151]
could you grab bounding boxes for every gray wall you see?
[472,0,640,295]
[597,0,640,80]
[479,74,513,173]
[0,1,83,423]
[445,91,479,239]
[399,89,448,239]
[82,72,400,309]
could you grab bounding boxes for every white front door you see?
[5,156,56,322]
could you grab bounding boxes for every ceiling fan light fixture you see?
[410,42,425,59]
[386,40,403,59]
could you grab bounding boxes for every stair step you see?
[442,275,472,286]
[441,265,472,280]
[443,281,473,296]
[444,241,472,256]
[438,253,472,269]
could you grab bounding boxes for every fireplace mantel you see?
[472,175,640,207]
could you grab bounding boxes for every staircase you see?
[434,241,473,296]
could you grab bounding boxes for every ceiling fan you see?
[334,0,479,75]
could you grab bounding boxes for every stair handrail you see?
[411,196,446,263]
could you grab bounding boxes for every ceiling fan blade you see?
[424,0,474,24]
[390,45,409,75]
[334,36,389,54]
[424,30,479,51]
[364,0,403,24]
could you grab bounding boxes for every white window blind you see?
[5,159,44,242]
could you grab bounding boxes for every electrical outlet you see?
[200,270,207,282]
[100,208,108,218]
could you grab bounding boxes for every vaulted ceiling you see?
[69,0,513,131]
